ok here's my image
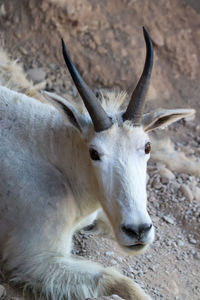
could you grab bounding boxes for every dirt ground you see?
[0,0,200,299]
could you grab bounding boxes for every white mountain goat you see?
[0,28,194,300]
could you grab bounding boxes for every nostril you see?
[121,224,140,239]
[139,223,152,238]
[121,223,152,240]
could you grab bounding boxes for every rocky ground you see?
[0,0,200,299]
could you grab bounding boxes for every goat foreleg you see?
[10,254,151,300]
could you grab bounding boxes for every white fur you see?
[0,49,195,300]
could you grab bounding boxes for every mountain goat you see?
[0,28,194,300]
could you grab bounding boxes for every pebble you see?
[177,240,184,247]
[27,68,46,83]
[165,239,172,246]
[128,266,135,273]
[162,215,175,225]
[152,178,163,190]
[148,26,164,47]
[0,4,6,17]
[190,249,196,255]
[170,181,180,191]
[110,259,117,265]
[159,167,175,184]
[104,251,114,257]
[188,237,197,245]
[179,184,193,202]
[137,270,144,277]
[149,265,156,272]
[189,183,200,202]
[194,252,200,260]
[0,285,6,298]
[72,85,78,97]
[115,256,123,263]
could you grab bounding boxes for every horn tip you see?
[142,26,153,54]
[142,26,146,33]
[142,27,150,41]
[61,38,70,63]
[61,38,66,50]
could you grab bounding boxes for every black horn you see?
[123,27,154,125]
[61,39,112,132]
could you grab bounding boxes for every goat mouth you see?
[124,242,147,252]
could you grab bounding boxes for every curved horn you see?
[61,39,112,132]
[123,27,154,125]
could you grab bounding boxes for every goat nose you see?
[121,223,152,240]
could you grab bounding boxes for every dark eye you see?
[145,142,151,154]
[89,148,100,161]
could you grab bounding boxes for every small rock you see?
[72,85,78,98]
[152,178,162,189]
[172,241,177,248]
[177,240,184,247]
[165,239,172,246]
[194,252,200,260]
[188,237,197,244]
[194,186,200,202]
[128,266,135,273]
[177,177,183,184]
[137,270,144,277]
[27,68,46,83]
[0,4,6,17]
[179,184,193,202]
[110,259,117,265]
[148,26,164,47]
[104,251,114,257]
[162,215,175,225]
[159,167,175,184]
[189,183,200,202]
[170,181,180,191]
[149,265,156,272]
[0,285,6,298]
[190,249,196,255]
[115,256,123,263]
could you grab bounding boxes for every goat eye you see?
[89,148,100,161]
[145,142,151,154]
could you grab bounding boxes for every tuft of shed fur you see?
[0,48,46,102]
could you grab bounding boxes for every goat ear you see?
[142,108,195,132]
[43,91,84,132]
